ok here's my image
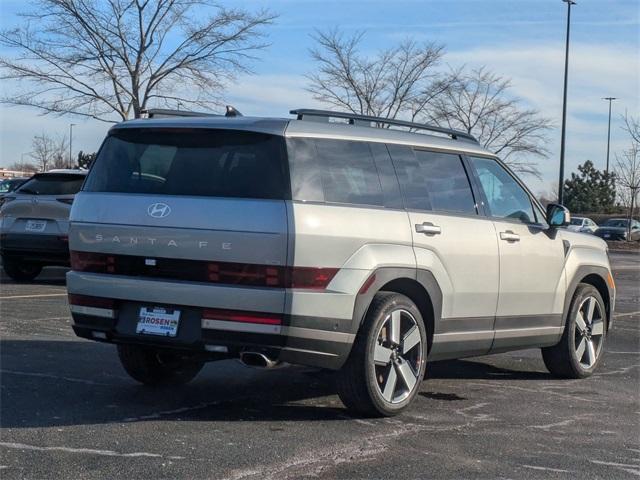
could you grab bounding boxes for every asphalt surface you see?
[1,253,639,479]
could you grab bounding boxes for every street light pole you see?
[557,0,576,205]
[603,97,617,173]
[69,123,76,168]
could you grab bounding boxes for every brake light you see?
[202,308,282,325]
[287,267,339,289]
[70,251,115,273]
[205,262,338,289]
[68,294,115,309]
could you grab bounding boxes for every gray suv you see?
[67,109,615,416]
[1,169,86,281]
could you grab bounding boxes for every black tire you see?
[337,292,427,417]
[542,283,607,379]
[2,257,42,282]
[117,344,204,386]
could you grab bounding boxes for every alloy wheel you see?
[373,309,423,404]
[574,296,605,369]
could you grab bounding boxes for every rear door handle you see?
[415,222,441,235]
[500,230,520,242]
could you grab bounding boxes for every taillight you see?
[68,294,115,309]
[202,308,282,325]
[287,267,339,289]
[70,251,115,273]
[205,262,338,289]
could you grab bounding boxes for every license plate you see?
[25,220,47,232]
[136,307,181,337]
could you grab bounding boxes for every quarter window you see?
[390,147,477,214]
[469,156,536,224]
[314,139,384,206]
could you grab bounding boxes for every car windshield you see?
[602,219,628,228]
[84,128,289,200]
[570,218,583,225]
[17,174,85,195]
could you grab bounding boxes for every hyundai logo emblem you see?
[147,202,171,218]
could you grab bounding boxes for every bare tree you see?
[7,161,39,173]
[616,112,640,239]
[30,133,68,171]
[0,0,276,121]
[425,68,553,176]
[307,30,447,119]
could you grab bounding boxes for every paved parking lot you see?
[1,253,639,479]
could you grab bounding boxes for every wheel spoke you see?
[374,343,393,365]
[575,338,587,361]
[389,310,401,345]
[585,297,596,324]
[575,312,587,333]
[382,365,398,402]
[402,326,421,355]
[585,339,597,367]
[591,319,604,336]
[396,360,418,392]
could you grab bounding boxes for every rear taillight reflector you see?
[202,308,282,325]
[68,294,115,309]
[288,267,338,289]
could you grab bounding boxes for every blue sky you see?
[1,0,638,194]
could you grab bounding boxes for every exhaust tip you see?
[239,351,279,369]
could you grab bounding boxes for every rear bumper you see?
[67,271,359,370]
[0,233,70,265]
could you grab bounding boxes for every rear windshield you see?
[602,219,628,227]
[84,128,289,200]
[17,174,85,195]
[570,218,583,225]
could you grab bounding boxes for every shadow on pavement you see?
[1,339,554,429]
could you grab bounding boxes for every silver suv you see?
[1,169,86,281]
[67,109,615,416]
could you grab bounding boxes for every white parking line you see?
[614,311,640,319]
[0,293,67,300]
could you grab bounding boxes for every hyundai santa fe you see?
[67,108,615,417]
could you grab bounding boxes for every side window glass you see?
[469,157,535,224]
[314,139,384,206]
[390,146,476,214]
[287,138,324,202]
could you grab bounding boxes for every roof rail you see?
[290,109,478,143]
[142,108,221,119]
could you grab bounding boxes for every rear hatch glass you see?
[18,174,85,195]
[84,128,289,199]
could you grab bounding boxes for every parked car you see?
[67,108,614,417]
[0,169,87,281]
[594,218,640,242]
[0,177,29,198]
[567,216,598,234]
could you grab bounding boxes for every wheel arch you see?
[350,267,443,354]
[564,266,614,330]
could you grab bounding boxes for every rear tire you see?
[337,292,427,417]
[542,283,607,379]
[117,345,204,386]
[2,257,42,282]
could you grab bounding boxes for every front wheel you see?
[542,283,607,379]
[117,345,204,386]
[337,292,427,417]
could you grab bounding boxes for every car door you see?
[388,145,500,359]
[466,156,566,350]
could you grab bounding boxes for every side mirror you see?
[547,203,570,227]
